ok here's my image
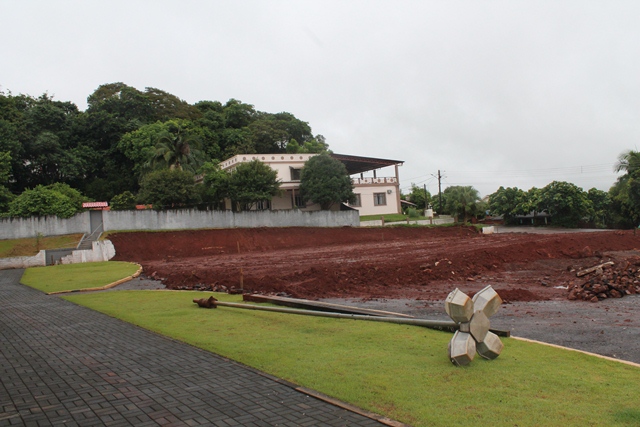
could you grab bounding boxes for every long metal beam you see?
[209,301,459,332]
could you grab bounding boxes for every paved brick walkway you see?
[0,270,388,427]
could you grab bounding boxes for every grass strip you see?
[64,290,640,427]
[0,234,84,258]
[21,262,140,293]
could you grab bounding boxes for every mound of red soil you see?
[110,227,640,302]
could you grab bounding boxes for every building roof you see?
[330,153,404,175]
[82,202,109,208]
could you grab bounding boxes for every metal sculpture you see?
[445,285,504,366]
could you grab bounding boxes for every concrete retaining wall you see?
[0,212,91,240]
[60,241,116,264]
[0,251,46,270]
[1,210,359,240]
[0,241,116,270]
[102,209,359,231]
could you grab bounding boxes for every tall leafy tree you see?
[7,184,85,218]
[228,160,280,211]
[609,150,640,228]
[587,187,611,228]
[110,191,137,211]
[300,153,355,210]
[402,183,431,210]
[147,125,204,173]
[199,160,230,210]
[488,186,530,223]
[0,151,14,213]
[144,87,201,122]
[443,185,481,223]
[137,169,200,210]
[536,181,592,228]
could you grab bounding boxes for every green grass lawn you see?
[62,290,640,427]
[0,234,84,258]
[21,262,139,293]
[360,213,426,222]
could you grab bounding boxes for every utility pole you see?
[437,170,443,213]
[430,170,444,213]
[423,184,428,208]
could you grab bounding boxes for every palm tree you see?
[444,185,480,223]
[148,127,203,173]
[615,150,640,176]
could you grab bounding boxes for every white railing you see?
[352,177,397,185]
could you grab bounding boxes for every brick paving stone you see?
[0,270,390,426]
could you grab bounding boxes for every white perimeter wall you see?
[0,212,91,240]
[103,209,359,231]
[1,210,359,240]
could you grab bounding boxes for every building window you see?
[256,200,271,210]
[294,194,304,208]
[351,193,362,207]
[290,167,302,181]
[373,193,386,206]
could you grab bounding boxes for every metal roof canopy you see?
[330,153,404,175]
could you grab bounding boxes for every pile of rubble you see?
[568,259,640,302]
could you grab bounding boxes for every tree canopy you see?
[228,160,281,211]
[299,153,355,210]
[442,186,481,223]
[535,181,592,228]
[402,184,431,211]
[7,184,85,218]
[0,84,326,209]
[137,169,200,211]
[488,186,530,223]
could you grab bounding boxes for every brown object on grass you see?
[193,296,218,308]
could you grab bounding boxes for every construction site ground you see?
[110,226,640,364]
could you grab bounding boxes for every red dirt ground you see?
[109,227,640,302]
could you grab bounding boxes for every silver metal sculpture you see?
[445,285,504,366]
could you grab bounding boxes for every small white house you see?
[220,153,404,216]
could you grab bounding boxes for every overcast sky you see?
[2,1,639,197]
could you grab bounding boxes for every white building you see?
[220,153,404,216]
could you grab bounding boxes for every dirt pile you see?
[110,227,640,302]
[568,257,640,302]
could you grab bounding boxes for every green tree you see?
[443,186,481,223]
[147,125,204,173]
[228,160,280,211]
[488,186,530,223]
[299,153,355,210]
[144,87,202,122]
[199,160,230,210]
[110,191,137,210]
[7,184,84,218]
[46,183,86,210]
[403,183,431,210]
[223,99,257,128]
[0,151,11,185]
[610,150,640,228]
[137,169,200,211]
[586,188,611,228]
[287,135,330,154]
[118,119,215,179]
[0,151,13,213]
[536,181,592,228]
[609,176,639,228]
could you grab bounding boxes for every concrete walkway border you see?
[46,263,143,295]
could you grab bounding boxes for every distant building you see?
[219,153,404,215]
